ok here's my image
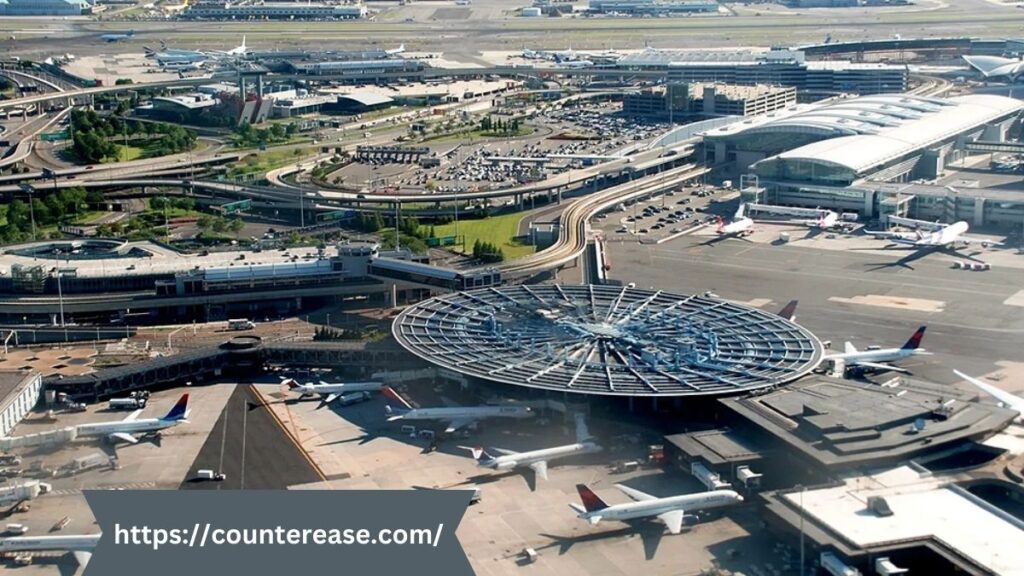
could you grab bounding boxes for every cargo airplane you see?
[822,326,929,374]
[281,376,382,404]
[75,394,189,444]
[570,484,743,535]
[0,534,100,568]
[383,387,533,433]
[463,413,601,481]
[954,369,1023,422]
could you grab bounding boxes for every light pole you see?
[18,183,37,242]
[52,257,65,330]
[798,485,806,576]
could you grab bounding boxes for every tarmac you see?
[600,218,1024,389]
[0,384,235,574]
[251,380,800,576]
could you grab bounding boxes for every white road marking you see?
[828,295,945,313]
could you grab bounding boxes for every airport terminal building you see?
[616,49,908,99]
[703,93,1024,223]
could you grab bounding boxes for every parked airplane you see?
[557,60,595,69]
[463,413,600,480]
[207,36,248,57]
[747,203,842,230]
[75,394,189,444]
[145,42,208,65]
[0,534,100,568]
[867,220,1002,249]
[954,369,1023,421]
[101,30,134,43]
[281,377,382,404]
[715,204,754,238]
[822,327,929,374]
[160,61,205,72]
[569,484,743,535]
[385,44,405,56]
[383,386,533,433]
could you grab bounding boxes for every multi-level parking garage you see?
[393,285,823,397]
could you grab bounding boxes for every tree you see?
[228,217,244,238]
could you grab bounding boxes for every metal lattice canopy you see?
[393,285,823,397]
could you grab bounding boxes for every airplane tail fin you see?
[575,484,608,513]
[901,326,927,350]
[162,394,189,421]
[715,215,724,230]
[460,446,491,463]
[777,300,798,323]
[280,376,299,389]
[382,383,409,414]
[241,35,246,49]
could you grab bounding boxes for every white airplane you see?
[748,204,841,230]
[866,217,1002,249]
[569,484,743,535]
[161,61,205,72]
[954,369,1023,421]
[558,60,594,69]
[715,204,754,237]
[385,44,405,56]
[823,326,929,374]
[383,386,533,433]
[208,36,248,57]
[0,534,100,568]
[75,394,190,444]
[281,377,382,404]
[101,30,134,43]
[463,413,601,481]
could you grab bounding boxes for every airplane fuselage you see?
[580,490,742,524]
[484,442,601,471]
[296,382,382,395]
[825,347,926,364]
[718,217,753,236]
[76,418,179,438]
[391,406,532,422]
[0,534,100,553]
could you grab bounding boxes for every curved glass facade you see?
[754,158,858,186]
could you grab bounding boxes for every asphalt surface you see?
[603,228,1024,386]
[181,384,322,490]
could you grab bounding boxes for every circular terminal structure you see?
[393,285,823,397]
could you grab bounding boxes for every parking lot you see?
[328,100,672,196]
[595,183,728,243]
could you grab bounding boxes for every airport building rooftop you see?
[762,465,1024,576]
[720,376,1019,471]
[393,285,823,397]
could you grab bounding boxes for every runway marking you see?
[739,298,773,308]
[1004,290,1024,307]
[827,295,946,313]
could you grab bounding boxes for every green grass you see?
[70,211,109,225]
[227,149,312,178]
[104,144,144,163]
[433,211,536,260]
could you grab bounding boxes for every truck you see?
[108,397,146,410]
[196,469,226,481]
[337,391,373,407]
[227,319,255,331]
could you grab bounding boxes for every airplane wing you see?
[109,432,138,444]
[529,460,549,481]
[491,448,518,456]
[960,235,1004,246]
[123,409,143,422]
[324,393,339,404]
[73,551,92,568]
[848,361,909,374]
[955,370,1024,411]
[615,484,657,502]
[444,418,477,434]
[843,342,857,354]
[658,510,685,535]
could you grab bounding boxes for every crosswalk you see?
[50,481,157,496]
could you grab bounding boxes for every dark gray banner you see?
[84,490,474,576]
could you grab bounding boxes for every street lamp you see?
[17,183,37,242]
